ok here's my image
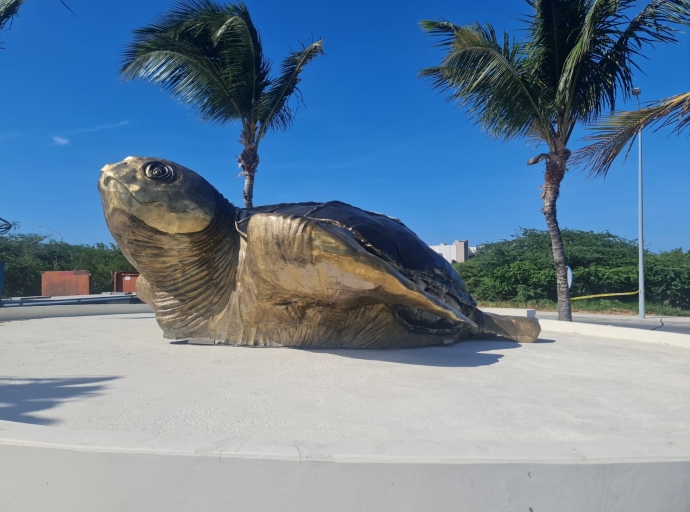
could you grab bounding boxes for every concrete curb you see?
[1,419,689,464]
[0,303,153,322]
[481,307,536,318]
[539,319,690,348]
[1,420,688,512]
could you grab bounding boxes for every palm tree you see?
[578,91,690,176]
[420,0,690,320]
[121,0,323,208]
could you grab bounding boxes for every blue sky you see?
[1,0,688,252]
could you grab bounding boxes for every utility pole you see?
[632,87,645,319]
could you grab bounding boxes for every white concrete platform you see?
[1,313,689,511]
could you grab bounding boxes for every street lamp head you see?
[632,87,642,96]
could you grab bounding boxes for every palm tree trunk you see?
[243,171,256,208]
[238,144,259,208]
[541,157,572,321]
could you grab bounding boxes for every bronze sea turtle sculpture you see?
[98,157,541,348]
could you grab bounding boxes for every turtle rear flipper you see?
[242,213,477,328]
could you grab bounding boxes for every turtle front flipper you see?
[241,213,477,328]
[135,274,153,305]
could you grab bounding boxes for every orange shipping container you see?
[114,272,139,293]
[42,270,91,297]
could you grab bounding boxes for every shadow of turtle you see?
[307,337,556,368]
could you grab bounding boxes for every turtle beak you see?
[97,164,114,193]
[98,161,135,221]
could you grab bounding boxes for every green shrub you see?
[453,229,690,309]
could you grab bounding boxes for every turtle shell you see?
[236,201,477,334]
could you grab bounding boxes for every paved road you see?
[536,312,690,335]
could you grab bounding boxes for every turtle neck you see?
[106,190,239,338]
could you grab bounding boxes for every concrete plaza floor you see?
[1,312,688,444]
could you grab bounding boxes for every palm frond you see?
[209,2,271,116]
[57,0,76,18]
[558,0,690,125]
[574,91,690,177]
[120,0,270,127]
[0,0,27,32]
[523,0,589,99]
[256,39,324,139]
[0,216,15,236]
[419,20,551,143]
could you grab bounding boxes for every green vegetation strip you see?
[1,234,135,298]
[454,229,690,312]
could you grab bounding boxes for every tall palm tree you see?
[121,0,323,208]
[420,0,690,320]
[578,91,690,176]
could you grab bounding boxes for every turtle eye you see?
[144,161,176,182]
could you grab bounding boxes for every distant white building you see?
[429,240,483,264]
[429,240,469,264]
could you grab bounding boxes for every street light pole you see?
[632,87,645,319]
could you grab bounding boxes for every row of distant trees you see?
[454,229,690,310]
[0,234,135,298]
[2,0,689,319]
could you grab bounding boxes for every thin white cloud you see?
[51,120,130,146]
[0,132,21,140]
[64,120,129,136]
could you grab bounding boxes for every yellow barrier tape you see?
[571,290,640,301]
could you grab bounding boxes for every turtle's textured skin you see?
[98,157,540,348]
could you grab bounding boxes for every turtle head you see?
[98,156,216,234]
[98,156,239,341]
